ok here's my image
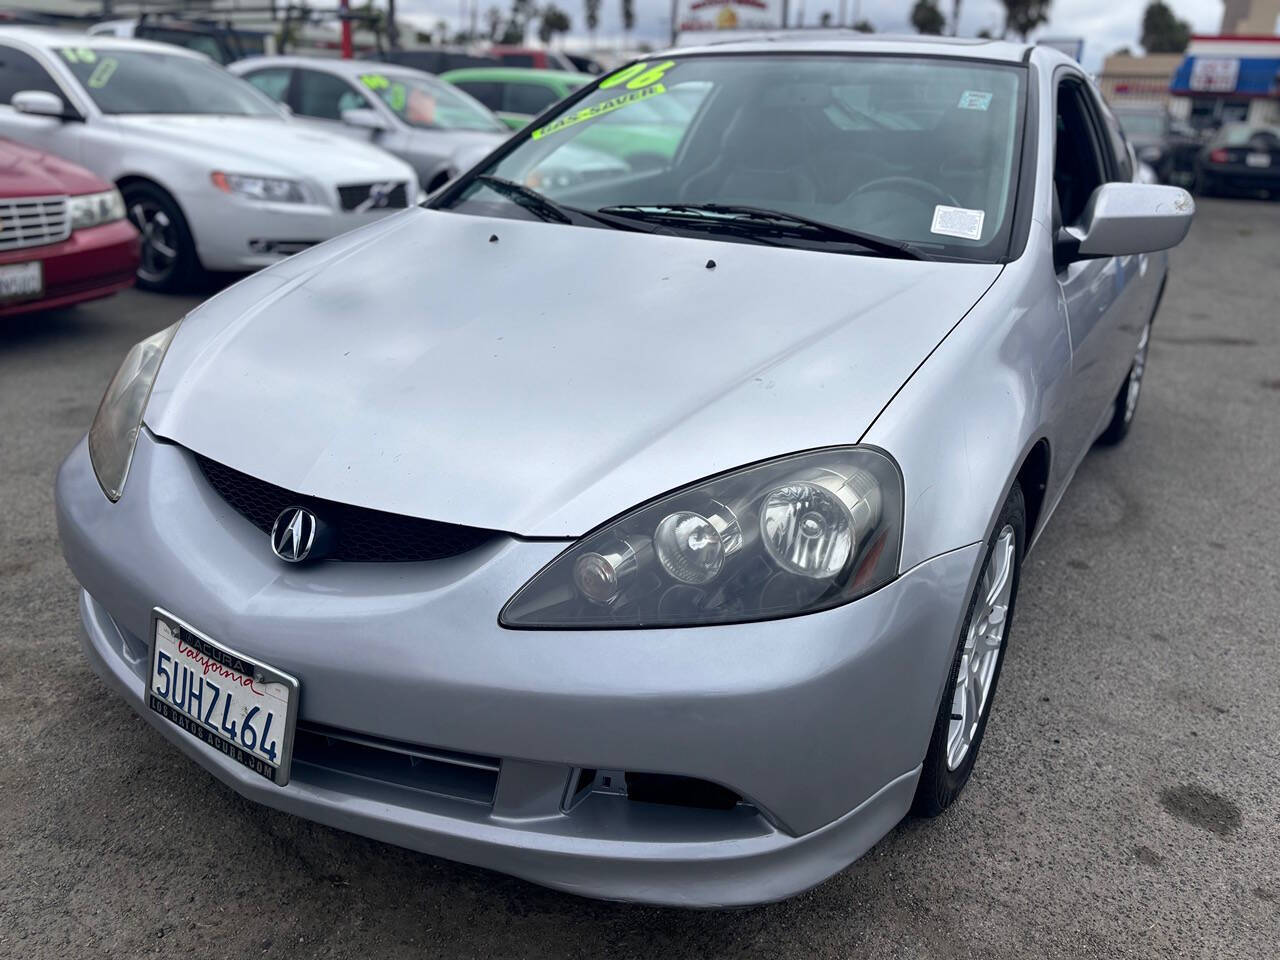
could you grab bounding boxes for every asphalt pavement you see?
[1,198,1277,959]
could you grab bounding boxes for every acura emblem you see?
[271,506,318,563]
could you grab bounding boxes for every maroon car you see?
[0,138,138,318]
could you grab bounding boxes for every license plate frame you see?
[147,608,299,786]
[0,261,43,303]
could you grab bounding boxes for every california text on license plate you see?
[148,609,299,785]
[0,261,42,302]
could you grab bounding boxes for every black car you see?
[1113,106,1201,186]
[376,48,500,74]
[1195,123,1280,198]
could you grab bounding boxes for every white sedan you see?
[0,28,419,290]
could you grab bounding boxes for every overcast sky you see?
[394,0,1224,71]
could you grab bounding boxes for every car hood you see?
[0,137,107,196]
[109,115,414,183]
[146,208,1002,537]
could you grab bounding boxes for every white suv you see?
[0,28,419,290]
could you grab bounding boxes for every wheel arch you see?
[115,173,204,271]
[1014,438,1051,551]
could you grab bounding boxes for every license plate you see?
[148,609,299,785]
[1246,152,1271,168]
[0,261,42,302]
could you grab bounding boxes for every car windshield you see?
[56,47,280,116]
[1116,112,1166,137]
[438,55,1026,260]
[357,71,506,132]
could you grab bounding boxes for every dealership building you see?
[1170,34,1280,128]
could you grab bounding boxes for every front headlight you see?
[211,172,309,204]
[68,189,126,230]
[87,323,179,501]
[501,447,903,629]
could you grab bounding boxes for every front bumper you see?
[186,191,414,273]
[0,220,138,318]
[57,432,981,906]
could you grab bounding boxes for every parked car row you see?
[1110,103,1279,199]
[0,25,666,312]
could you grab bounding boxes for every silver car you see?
[57,36,1193,907]
[229,55,508,192]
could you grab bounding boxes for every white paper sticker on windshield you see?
[931,205,985,241]
[957,90,993,111]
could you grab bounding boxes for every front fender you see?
[861,224,1073,572]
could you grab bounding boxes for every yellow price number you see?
[598,60,676,92]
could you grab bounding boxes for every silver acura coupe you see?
[57,35,1193,907]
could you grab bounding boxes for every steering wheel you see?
[847,176,959,208]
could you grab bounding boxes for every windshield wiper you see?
[473,175,574,224]
[469,175,659,234]
[596,203,930,260]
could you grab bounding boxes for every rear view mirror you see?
[341,108,389,132]
[1059,183,1194,264]
[12,90,71,120]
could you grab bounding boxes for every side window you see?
[243,67,292,105]
[295,69,370,121]
[1053,80,1107,228]
[1097,102,1134,182]
[0,45,63,105]
[139,28,227,64]
[455,81,502,112]
[504,82,558,115]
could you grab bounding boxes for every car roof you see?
[0,24,207,59]
[668,31,1038,64]
[231,55,439,80]
[439,66,592,84]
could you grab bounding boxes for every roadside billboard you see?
[675,0,786,34]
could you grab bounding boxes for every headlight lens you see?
[87,323,179,501]
[501,447,902,629]
[211,171,308,204]
[68,189,126,230]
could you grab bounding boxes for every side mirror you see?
[341,107,389,133]
[1057,183,1194,265]
[12,89,72,120]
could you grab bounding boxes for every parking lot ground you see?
[1,198,1278,959]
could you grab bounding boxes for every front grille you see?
[0,194,70,251]
[337,181,409,212]
[293,723,500,805]
[194,453,501,562]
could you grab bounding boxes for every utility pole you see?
[339,0,353,58]
[388,0,400,49]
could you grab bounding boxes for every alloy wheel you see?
[947,524,1015,770]
[128,201,179,286]
[1123,323,1151,424]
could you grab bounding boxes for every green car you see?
[440,66,690,168]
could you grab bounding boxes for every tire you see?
[912,482,1025,818]
[121,181,201,292]
[1096,317,1152,446]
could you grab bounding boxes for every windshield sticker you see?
[598,59,676,92]
[957,90,992,111]
[931,205,986,241]
[60,47,98,64]
[387,82,407,112]
[531,84,666,140]
[87,58,118,89]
